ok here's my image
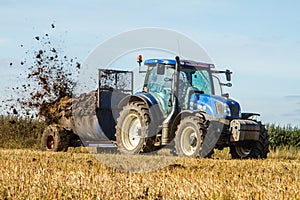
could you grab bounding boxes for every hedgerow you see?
[0,115,299,149]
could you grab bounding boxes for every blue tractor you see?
[41,56,269,159]
[115,56,269,158]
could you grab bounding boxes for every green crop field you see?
[0,148,299,200]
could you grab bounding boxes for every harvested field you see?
[0,148,299,199]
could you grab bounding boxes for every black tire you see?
[115,102,155,154]
[230,123,270,159]
[41,124,69,152]
[175,116,206,157]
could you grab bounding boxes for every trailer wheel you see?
[175,116,206,157]
[41,124,69,152]
[116,102,155,154]
[230,124,270,159]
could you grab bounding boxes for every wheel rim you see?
[46,135,55,150]
[180,127,198,156]
[235,143,252,158]
[121,113,142,151]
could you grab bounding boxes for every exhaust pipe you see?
[161,56,180,145]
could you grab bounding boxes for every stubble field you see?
[0,148,299,200]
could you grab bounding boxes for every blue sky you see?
[0,0,300,126]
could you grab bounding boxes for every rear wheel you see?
[230,123,269,159]
[116,102,155,154]
[41,124,69,152]
[175,116,205,157]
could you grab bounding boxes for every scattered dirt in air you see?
[7,23,80,125]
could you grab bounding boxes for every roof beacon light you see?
[137,55,143,66]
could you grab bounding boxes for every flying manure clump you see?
[10,25,80,124]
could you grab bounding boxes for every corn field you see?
[0,115,45,149]
[267,124,300,148]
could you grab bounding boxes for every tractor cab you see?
[142,59,215,116]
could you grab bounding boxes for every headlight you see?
[197,104,202,110]
[197,104,206,112]
[224,103,231,116]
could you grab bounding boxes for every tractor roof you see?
[144,59,215,68]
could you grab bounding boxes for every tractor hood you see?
[189,93,241,119]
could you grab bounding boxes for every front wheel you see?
[174,116,206,157]
[230,124,270,159]
[115,102,155,154]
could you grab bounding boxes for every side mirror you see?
[225,69,232,81]
[220,83,232,87]
[211,69,232,81]
[226,83,232,87]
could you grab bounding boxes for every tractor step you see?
[85,141,117,148]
